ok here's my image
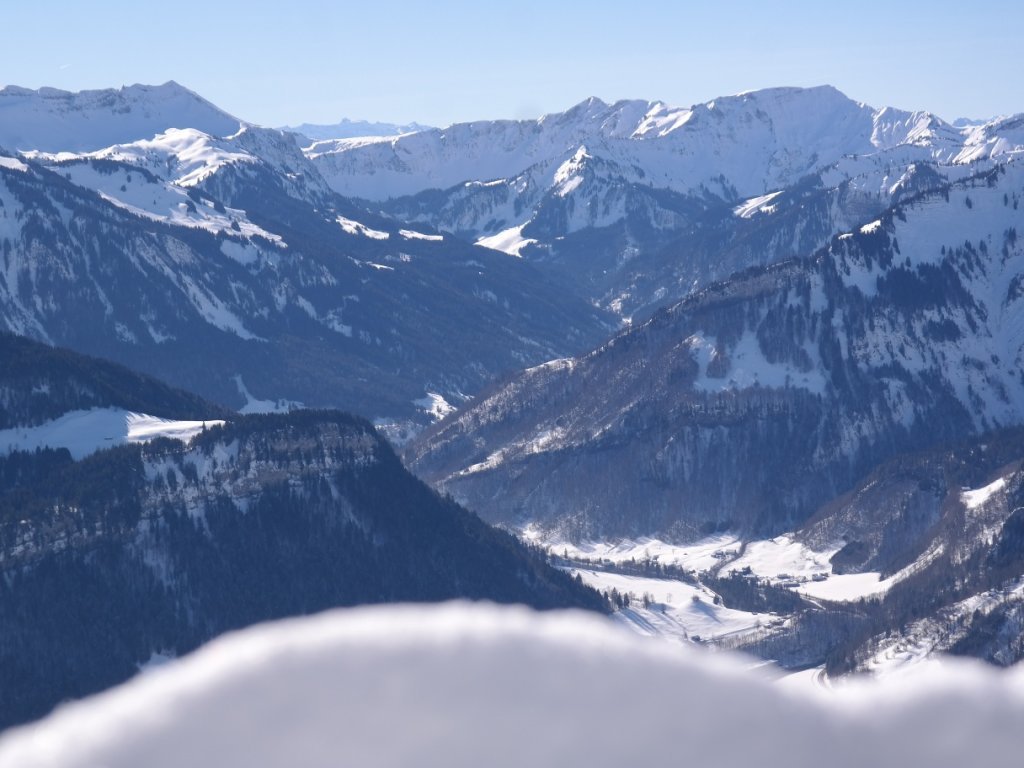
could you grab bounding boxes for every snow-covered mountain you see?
[283,118,432,142]
[408,159,1024,540]
[0,82,242,154]
[0,84,612,423]
[313,86,1022,204]
[309,86,1024,319]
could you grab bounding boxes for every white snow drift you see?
[1,603,1023,768]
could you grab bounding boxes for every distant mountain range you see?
[282,118,433,142]
[309,86,1024,319]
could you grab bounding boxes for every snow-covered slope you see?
[521,416,1024,673]
[409,159,1024,539]
[21,122,336,236]
[0,82,242,153]
[2,603,1023,768]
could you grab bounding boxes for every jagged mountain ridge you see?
[316,85,1022,204]
[408,159,1024,540]
[320,87,1024,319]
[312,87,965,200]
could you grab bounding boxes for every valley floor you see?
[543,523,1024,679]
[567,567,774,644]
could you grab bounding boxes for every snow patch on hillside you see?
[733,190,783,218]
[728,535,834,581]
[219,241,261,266]
[337,216,389,240]
[0,157,28,172]
[793,541,944,603]
[962,476,1008,510]
[413,392,456,421]
[476,224,536,257]
[234,375,303,414]
[796,572,891,601]
[82,128,254,187]
[689,331,826,395]
[15,147,279,245]
[398,229,443,242]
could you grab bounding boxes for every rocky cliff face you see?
[0,407,605,730]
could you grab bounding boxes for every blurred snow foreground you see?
[2,604,1024,768]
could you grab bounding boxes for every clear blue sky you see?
[6,1,1023,127]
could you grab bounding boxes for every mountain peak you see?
[724,84,856,110]
[572,95,609,110]
[545,96,611,123]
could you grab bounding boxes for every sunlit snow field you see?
[0,408,224,459]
